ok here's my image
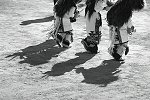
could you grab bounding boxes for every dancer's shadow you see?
[42,52,96,77]
[76,59,124,87]
[5,40,66,66]
[20,15,54,25]
[19,3,86,26]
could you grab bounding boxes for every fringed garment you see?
[53,6,76,47]
[108,19,134,60]
[86,11,102,44]
[106,0,144,60]
[81,11,102,53]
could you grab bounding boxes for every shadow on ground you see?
[19,3,86,26]
[42,52,96,77]
[76,59,124,87]
[6,39,67,66]
[20,15,54,25]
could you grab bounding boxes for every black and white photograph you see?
[0,0,150,99]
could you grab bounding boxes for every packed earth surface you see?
[0,0,150,100]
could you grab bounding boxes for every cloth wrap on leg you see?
[108,26,129,60]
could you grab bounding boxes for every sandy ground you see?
[1,0,150,100]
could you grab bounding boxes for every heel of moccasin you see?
[62,40,70,48]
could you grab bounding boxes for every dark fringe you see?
[53,0,58,5]
[107,0,144,28]
[54,0,77,18]
[85,0,98,20]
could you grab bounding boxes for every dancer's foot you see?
[81,38,98,54]
[62,40,70,48]
[55,34,63,47]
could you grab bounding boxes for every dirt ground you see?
[0,0,150,100]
